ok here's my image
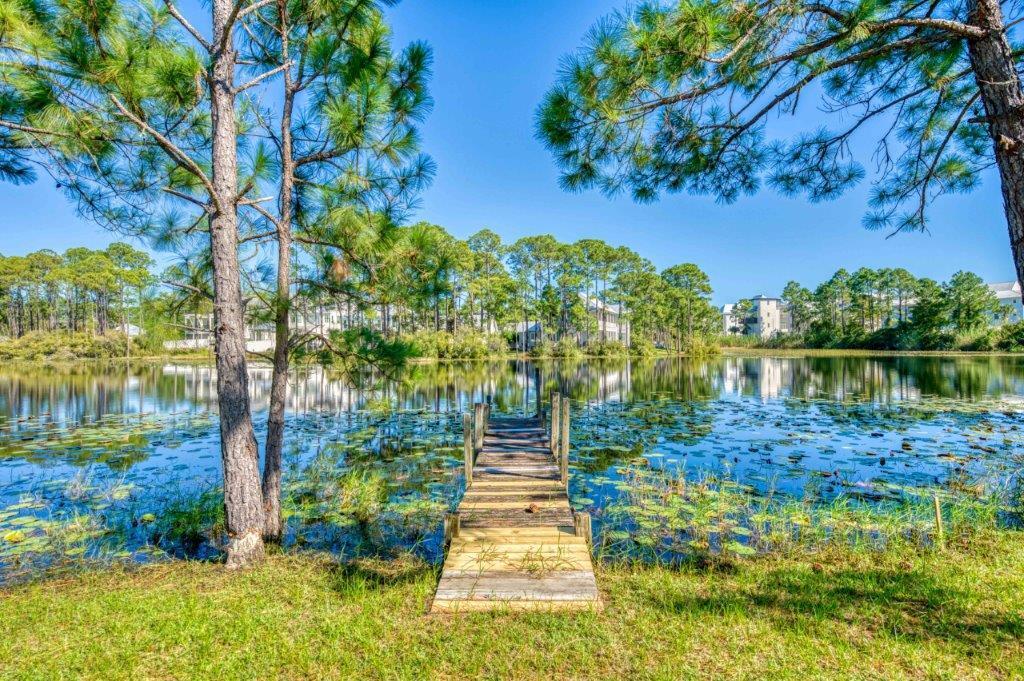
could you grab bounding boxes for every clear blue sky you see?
[0,0,1014,304]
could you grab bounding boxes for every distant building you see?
[512,294,630,350]
[989,281,1023,323]
[721,294,792,339]
[722,281,1023,338]
[165,304,365,353]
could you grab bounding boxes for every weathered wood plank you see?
[431,599,602,613]
[462,496,569,505]
[455,526,577,539]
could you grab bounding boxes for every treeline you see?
[371,224,719,353]
[760,268,1022,351]
[0,244,153,338]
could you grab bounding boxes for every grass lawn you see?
[2,532,1023,680]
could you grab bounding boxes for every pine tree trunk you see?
[967,0,1024,294]
[262,22,294,543]
[210,0,264,568]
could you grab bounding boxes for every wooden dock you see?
[431,400,600,613]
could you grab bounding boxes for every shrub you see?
[955,328,995,351]
[680,336,720,357]
[528,336,582,358]
[718,333,761,348]
[584,340,627,357]
[554,337,583,358]
[995,321,1024,351]
[402,330,507,359]
[628,336,657,357]
[0,331,139,361]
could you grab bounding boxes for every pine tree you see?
[539,0,1024,290]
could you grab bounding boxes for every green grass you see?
[2,532,1023,679]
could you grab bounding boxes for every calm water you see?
[1,354,1023,575]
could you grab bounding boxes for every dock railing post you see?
[463,411,473,487]
[473,402,485,453]
[574,512,592,548]
[444,512,460,544]
[550,391,561,456]
[559,395,570,486]
[534,367,542,419]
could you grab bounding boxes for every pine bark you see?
[967,0,1024,292]
[262,2,293,543]
[210,0,264,568]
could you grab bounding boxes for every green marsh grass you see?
[595,464,1013,565]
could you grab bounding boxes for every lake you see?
[1,354,1022,577]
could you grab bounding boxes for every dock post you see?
[444,512,460,545]
[534,367,542,419]
[463,411,473,486]
[574,512,592,548]
[473,402,485,452]
[550,391,561,456]
[559,395,570,486]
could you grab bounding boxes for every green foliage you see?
[584,339,628,357]
[0,331,139,360]
[680,336,721,357]
[334,470,388,526]
[994,321,1024,351]
[538,0,1004,238]
[154,489,225,555]
[0,244,153,340]
[945,271,1000,333]
[628,336,657,357]
[529,336,583,359]
[740,266,1011,352]
[402,330,507,359]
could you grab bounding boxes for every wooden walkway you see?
[431,407,601,613]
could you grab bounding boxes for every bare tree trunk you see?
[262,12,295,542]
[967,0,1024,295]
[210,0,264,568]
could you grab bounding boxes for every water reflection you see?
[2,354,1024,428]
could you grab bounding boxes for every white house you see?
[164,304,361,353]
[988,281,1023,323]
[512,294,631,349]
[722,294,792,339]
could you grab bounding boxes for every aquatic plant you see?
[592,464,1012,564]
[151,488,225,557]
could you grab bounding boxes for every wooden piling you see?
[559,395,570,486]
[444,512,460,545]
[550,391,561,456]
[534,367,542,417]
[473,402,485,452]
[463,411,473,486]
[574,512,592,548]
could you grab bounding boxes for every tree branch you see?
[164,2,212,51]
[109,95,216,203]
[233,61,292,94]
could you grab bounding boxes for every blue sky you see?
[0,0,1014,304]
